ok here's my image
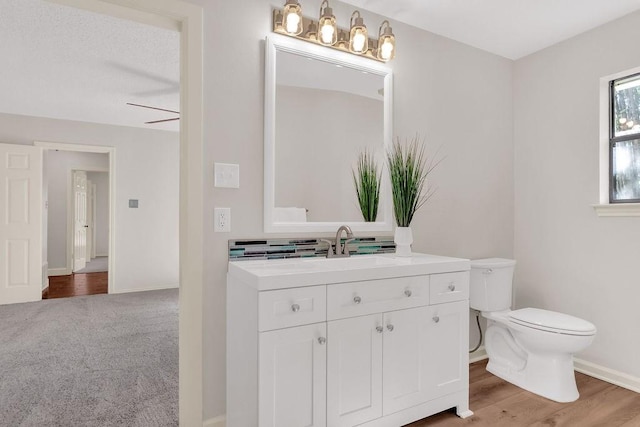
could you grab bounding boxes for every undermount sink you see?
[302,255,402,268]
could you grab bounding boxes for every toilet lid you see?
[508,308,597,336]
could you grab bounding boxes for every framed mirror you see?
[264,34,393,233]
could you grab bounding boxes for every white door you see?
[259,323,327,427]
[382,306,431,415]
[328,314,383,427]
[0,143,42,305]
[425,301,469,399]
[72,170,88,272]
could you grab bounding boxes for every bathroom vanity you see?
[226,253,473,427]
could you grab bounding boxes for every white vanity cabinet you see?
[227,254,473,427]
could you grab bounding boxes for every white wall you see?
[186,0,514,419]
[45,150,109,269]
[514,11,640,379]
[0,112,179,294]
[87,171,109,256]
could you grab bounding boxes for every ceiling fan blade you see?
[127,102,180,114]
[145,117,180,124]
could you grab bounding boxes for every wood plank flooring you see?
[43,272,108,299]
[406,360,640,427]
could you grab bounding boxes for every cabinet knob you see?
[404,289,412,297]
[433,316,440,323]
[448,283,456,291]
[291,303,300,312]
[386,324,394,332]
[353,296,362,304]
[318,337,327,345]
[376,326,384,333]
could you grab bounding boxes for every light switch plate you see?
[214,163,240,188]
[214,207,231,232]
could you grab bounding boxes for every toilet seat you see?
[508,308,596,336]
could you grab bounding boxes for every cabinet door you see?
[425,300,469,398]
[259,323,327,427]
[327,314,383,427]
[382,306,431,415]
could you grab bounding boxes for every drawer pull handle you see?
[353,296,362,304]
[318,337,326,345]
[386,324,394,332]
[433,316,440,323]
[448,283,456,292]
[291,304,300,312]
[376,326,384,333]
[404,289,412,297]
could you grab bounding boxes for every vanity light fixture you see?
[283,0,303,35]
[272,1,396,62]
[349,11,368,54]
[377,20,396,61]
[318,0,337,45]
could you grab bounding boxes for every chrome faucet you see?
[322,225,355,258]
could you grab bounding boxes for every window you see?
[610,73,640,203]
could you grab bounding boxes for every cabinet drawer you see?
[430,271,469,304]
[327,276,429,320]
[259,285,326,332]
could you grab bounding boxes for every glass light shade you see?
[283,1,303,35]
[349,12,368,54]
[377,34,395,61]
[377,21,395,61]
[318,2,337,45]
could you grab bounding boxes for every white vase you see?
[394,226,413,257]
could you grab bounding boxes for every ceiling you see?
[0,0,180,132]
[341,0,640,59]
[2,1,640,132]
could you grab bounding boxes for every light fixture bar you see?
[272,8,387,63]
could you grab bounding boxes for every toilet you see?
[470,258,597,403]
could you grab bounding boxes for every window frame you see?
[609,72,640,204]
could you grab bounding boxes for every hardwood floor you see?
[43,272,108,299]
[406,360,640,427]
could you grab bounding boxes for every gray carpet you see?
[0,289,178,427]
[75,257,109,274]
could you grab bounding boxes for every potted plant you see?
[387,135,438,256]
[352,149,381,222]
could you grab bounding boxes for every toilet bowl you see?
[470,258,597,402]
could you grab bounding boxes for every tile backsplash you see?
[228,236,395,261]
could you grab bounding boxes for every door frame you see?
[42,1,204,424]
[36,142,116,293]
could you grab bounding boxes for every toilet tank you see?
[470,258,516,312]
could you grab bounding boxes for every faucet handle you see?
[320,239,335,257]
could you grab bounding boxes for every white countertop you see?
[228,253,470,291]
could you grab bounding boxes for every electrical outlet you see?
[214,207,231,232]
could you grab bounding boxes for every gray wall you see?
[514,11,640,378]
[186,0,514,419]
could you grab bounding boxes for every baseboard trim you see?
[48,267,71,276]
[574,358,640,394]
[110,283,179,294]
[96,253,108,257]
[469,346,488,363]
[203,415,226,427]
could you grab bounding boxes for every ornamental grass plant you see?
[387,135,439,227]
[352,149,381,222]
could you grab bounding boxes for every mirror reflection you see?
[274,49,386,223]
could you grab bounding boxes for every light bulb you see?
[353,31,366,52]
[285,12,300,34]
[380,40,394,60]
[320,24,335,44]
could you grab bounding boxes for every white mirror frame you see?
[264,34,394,233]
